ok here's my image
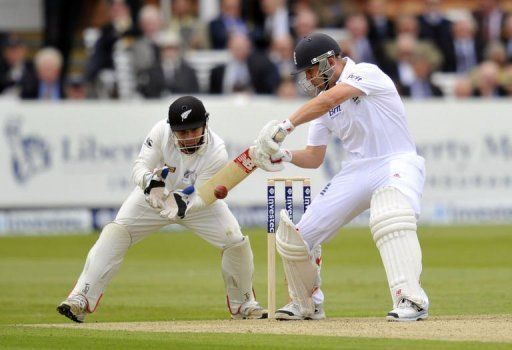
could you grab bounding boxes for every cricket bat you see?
[196,148,257,205]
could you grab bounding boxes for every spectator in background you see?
[402,44,443,99]
[501,64,512,96]
[209,33,279,94]
[366,0,395,43]
[472,61,507,97]
[85,0,134,83]
[258,0,291,48]
[292,9,318,42]
[452,77,474,98]
[473,0,507,43]
[43,0,83,81]
[167,0,207,50]
[132,5,163,74]
[484,41,508,68]
[314,0,344,28]
[269,35,295,79]
[386,34,417,94]
[446,16,483,74]
[395,14,421,38]
[23,47,65,100]
[0,35,37,98]
[417,0,453,72]
[137,32,199,98]
[65,75,87,100]
[209,0,248,50]
[343,13,381,65]
[501,16,512,62]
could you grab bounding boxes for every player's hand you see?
[144,167,170,209]
[249,146,291,172]
[256,119,295,155]
[159,186,205,220]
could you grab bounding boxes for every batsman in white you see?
[57,96,267,323]
[251,33,429,321]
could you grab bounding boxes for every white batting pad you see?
[276,209,318,317]
[70,223,131,312]
[370,186,428,309]
[222,236,255,314]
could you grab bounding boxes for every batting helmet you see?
[293,33,341,74]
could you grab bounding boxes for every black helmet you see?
[168,96,209,131]
[293,33,341,74]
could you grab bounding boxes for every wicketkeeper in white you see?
[57,96,267,322]
[251,33,429,321]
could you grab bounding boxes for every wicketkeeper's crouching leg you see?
[222,236,267,319]
[57,223,131,323]
[274,210,325,320]
[370,186,429,321]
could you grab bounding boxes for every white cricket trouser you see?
[298,152,425,249]
[297,152,425,306]
[70,187,244,311]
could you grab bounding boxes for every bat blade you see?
[197,148,257,205]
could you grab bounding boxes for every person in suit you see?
[137,33,199,98]
[444,16,484,73]
[473,0,507,43]
[85,0,135,83]
[0,35,37,98]
[209,33,279,94]
[401,44,443,99]
[366,0,395,43]
[209,0,248,50]
[132,5,163,74]
[417,0,454,72]
[22,47,65,100]
[501,15,512,62]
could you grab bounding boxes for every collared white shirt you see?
[307,58,416,161]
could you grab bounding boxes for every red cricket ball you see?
[214,185,228,199]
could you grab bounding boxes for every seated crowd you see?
[1,0,512,100]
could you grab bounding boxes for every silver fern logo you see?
[181,109,192,121]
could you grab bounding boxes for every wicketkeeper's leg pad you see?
[222,236,255,314]
[276,209,320,317]
[70,223,131,312]
[370,186,428,309]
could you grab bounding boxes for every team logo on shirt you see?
[347,73,363,82]
[144,137,153,148]
[352,96,361,104]
[328,105,342,119]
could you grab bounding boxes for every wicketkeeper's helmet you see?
[168,95,209,131]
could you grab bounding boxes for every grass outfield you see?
[0,225,511,349]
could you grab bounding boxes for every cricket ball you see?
[214,185,228,199]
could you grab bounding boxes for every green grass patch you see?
[0,225,511,349]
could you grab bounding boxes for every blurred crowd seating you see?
[1,0,512,101]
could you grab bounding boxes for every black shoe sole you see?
[57,304,83,323]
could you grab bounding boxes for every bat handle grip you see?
[273,130,286,143]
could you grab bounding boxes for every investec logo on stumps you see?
[267,186,275,233]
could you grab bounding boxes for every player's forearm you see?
[288,84,360,127]
[290,149,324,169]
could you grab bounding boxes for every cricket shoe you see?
[386,298,428,322]
[231,300,268,320]
[275,302,325,320]
[57,294,88,323]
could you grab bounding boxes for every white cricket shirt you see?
[307,57,416,161]
[132,119,228,191]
